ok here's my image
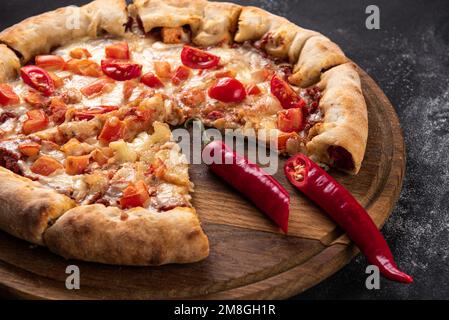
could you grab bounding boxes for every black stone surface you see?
[0,0,448,300]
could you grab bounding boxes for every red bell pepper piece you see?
[284,154,413,284]
[203,140,290,233]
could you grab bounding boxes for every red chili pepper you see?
[101,59,142,81]
[203,140,290,232]
[181,46,220,70]
[208,77,247,103]
[284,154,413,284]
[20,66,55,96]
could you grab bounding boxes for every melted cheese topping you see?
[0,34,321,211]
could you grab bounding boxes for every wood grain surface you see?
[0,66,405,300]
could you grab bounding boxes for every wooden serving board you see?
[0,67,405,300]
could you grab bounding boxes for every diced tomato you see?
[65,59,103,77]
[30,156,63,176]
[277,108,304,133]
[171,65,191,85]
[80,78,115,98]
[101,59,142,81]
[22,109,49,134]
[181,46,220,69]
[48,72,64,89]
[120,180,150,209]
[208,77,247,103]
[270,75,305,109]
[277,132,300,150]
[74,105,118,121]
[141,72,164,88]
[18,142,41,157]
[105,42,130,60]
[247,84,261,96]
[65,155,90,175]
[35,55,65,71]
[70,48,92,59]
[0,84,20,106]
[48,98,68,124]
[123,80,139,100]
[20,66,55,96]
[98,116,125,143]
[23,91,49,108]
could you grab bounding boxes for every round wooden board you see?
[0,66,405,300]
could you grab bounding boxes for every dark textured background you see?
[0,0,448,299]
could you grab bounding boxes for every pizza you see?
[0,0,368,266]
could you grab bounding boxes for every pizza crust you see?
[234,6,318,63]
[0,0,128,62]
[0,44,20,82]
[0,167,75,245]
[307,63,368,174]
[289,35,348,88]
[44,205,209,266]
[193,2,242,46]
[131,0,206,34]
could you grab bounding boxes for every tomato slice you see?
[105,42,130,60]
[74,106,119,121]
[181,46,220,69]
[0,84,20,106]
[277,108,304,133]
[208,77,247,103]
[20,66,55,96]
[64,59,102,77]
[141,72,164,88]
[65,155,91,175]
[18,142,41,157]
[171,65,191,85]
[101,59,142,81]
[120,180,150,209]
[270,75,305,109]
[30,156,63,176]
[35,55,65,71]
[22,109,49,134]
[70,48,92,59]
[247,84,261,96]
[98,116,125,143]
[80,78,115,98]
